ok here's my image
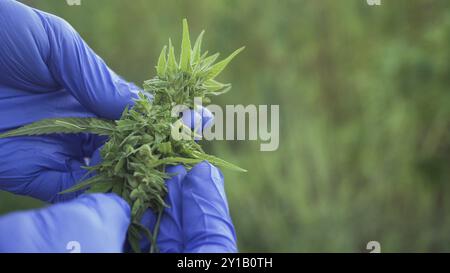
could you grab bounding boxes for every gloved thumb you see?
[182,162,238,253]
[30,145,103,204]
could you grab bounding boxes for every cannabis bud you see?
[0,19,245,252]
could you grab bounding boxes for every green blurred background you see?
[1,0,449,252]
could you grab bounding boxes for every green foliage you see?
[0,19,245,253]
[0,118,115,137]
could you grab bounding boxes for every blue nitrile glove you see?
[0,193,131,253]
[141,162,238,253]
[0,0,140,203]
[137,165,187,253]
[182,107,214,140]
[182,162,238,252]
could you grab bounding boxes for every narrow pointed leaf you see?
[150,157,202,167]
[204,79,232,95]
[179,19,191,71]
[59,175,107,194]
[156,45,167,77]
[86,181,113,194]
[192,151,247,172]
[205,47,245,80]
[192,30,205,64]
[199,53,220,71]
[0,118,115,138]
[167,39,177,72]
[87,118,117,134]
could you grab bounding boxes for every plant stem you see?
[150,208,164,253]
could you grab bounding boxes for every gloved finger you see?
[37,143,105,203]
[41,6,140,120]
[80,133,108,158]
[21,157,94,203]
[77,133,109,169]
[132,165,187,253]
[0,193,130,253]
[0,135,103,203]
[197,105,214,130]
[0,0,57,93]
[0,0,139,120]
[181,106,214,140]
[182,162,238,253]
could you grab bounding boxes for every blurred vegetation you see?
[1,0,449,252]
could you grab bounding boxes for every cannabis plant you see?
[0,19,245,253]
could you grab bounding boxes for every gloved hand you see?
[0,193,131,253]
[0,0,213,203]
[141,162,238,253]
[0,0,139,203]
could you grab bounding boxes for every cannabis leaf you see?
[0,118,115,138]
[205,47,245,80]
[180,19,192,71]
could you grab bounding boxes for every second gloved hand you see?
[0,193,130,253]
[139,162,238,253]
